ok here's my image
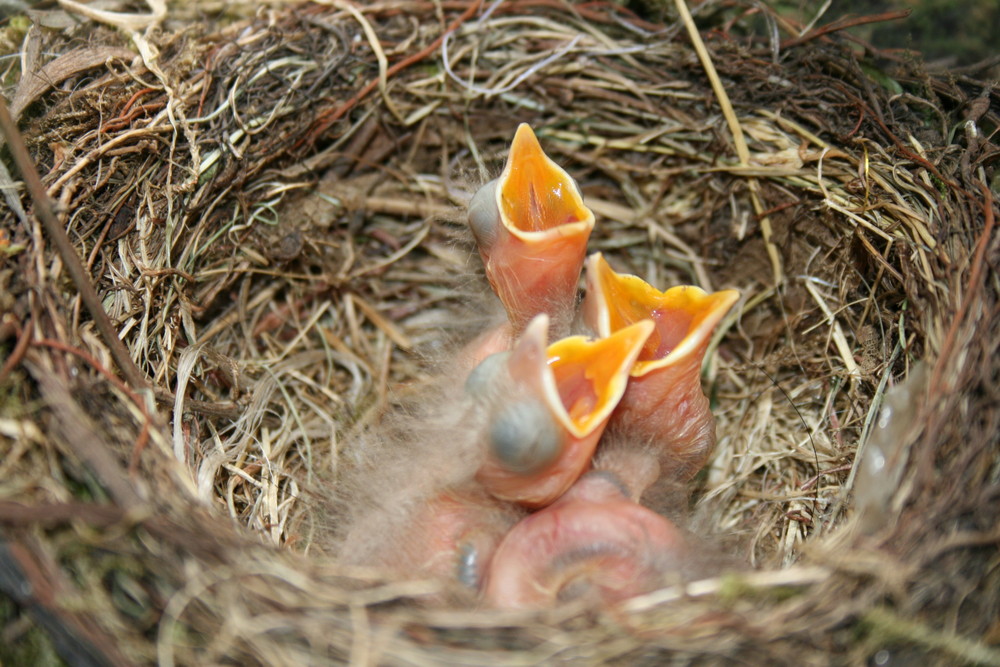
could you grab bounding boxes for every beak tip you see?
[508,123,546,165]
[512,122,538,142]
[520,314,551,348]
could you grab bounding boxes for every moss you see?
[0,596,65,667]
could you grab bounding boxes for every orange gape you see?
[482,472,685,609]
[582,253,740,481]
[473,314,653,508]
[467,124,594,337]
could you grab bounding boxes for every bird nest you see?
[1,1,997,664]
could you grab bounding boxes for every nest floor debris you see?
[0,1,998,664]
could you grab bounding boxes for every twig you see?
[930,181,996,395]
[301,0,483,147]
[32,336,153,475]
[673,0,783,285]
[29,362,143,508]
[622,566,831,612]
[0,540,131,667]
[0,317,33,385]
[0,96,150,393]
[781,10,911,49]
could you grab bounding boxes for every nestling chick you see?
[482,470,686,609]
[467,123,594,339]
[582,252,739,482]
[470,313,653,508]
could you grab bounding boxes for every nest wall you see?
[0,1,997,665]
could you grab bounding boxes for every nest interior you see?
[1,1,998,664]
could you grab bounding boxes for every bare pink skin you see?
[480,227,590,336]
[482,473,685,609]
[455,322,515,373]
[375,487,522,591]
[609,353,716,482]
[468,125,594,338]
[476,428,602,509]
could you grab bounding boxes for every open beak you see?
[482,472,685,609]
[473,314,653,508]
[582,253,739,480]
[583,252,740,375]
[467,124,595,336]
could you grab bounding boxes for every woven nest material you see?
[1,1,998,664]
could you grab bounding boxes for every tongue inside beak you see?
[583,252,739,375]
[498,124,592,235]
[545,319,654,437]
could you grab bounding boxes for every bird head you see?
[470,314,653,507]
[467,124,595,335]
[482,471,686,609]
[582,252,739,376]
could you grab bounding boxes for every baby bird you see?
[469,314,653,509]
[336,127,738,609]
[467,124,595,342]
[333,374,525,595]
[482,470,685,609]
[372,484,523,591]
[335,311,650,592]
[582,252,739,482]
